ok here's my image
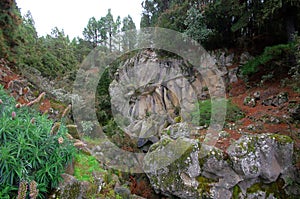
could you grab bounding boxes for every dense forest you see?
[1,0,300,77]
[1,0,300,198]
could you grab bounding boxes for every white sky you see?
[16,0,143,39]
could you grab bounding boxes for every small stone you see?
[244,96,256,107]
[253,91,260,100]
[219,131,230,138]
[290,104,300,121]
[114,186,131,199]
[269,116,280,124]
[262,98,273,106]
[240,52,253,64]
[262,92,289,107]
[228,67,238,83]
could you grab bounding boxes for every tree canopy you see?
[141,0,300,49]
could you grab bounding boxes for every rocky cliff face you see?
[109,50,204,140]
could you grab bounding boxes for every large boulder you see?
[56,174,98,199]
[143,132,295,199]
[143,136,203,199]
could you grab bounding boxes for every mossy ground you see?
[73,152,122,198]
[196,176,217,196]
[74,152,106,182]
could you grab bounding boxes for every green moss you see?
[60,182,81,198]
[210,148,223,160]
[246,179,287,198]
[148,136,173,152]
[174,116,182,123]
[74,152,105,182]
[160,141,202,194]
[269,134,293,144]
[83,135,105,148]
[236,136,258,157]
[147,138,198,193]
[162,137,173,146]
[196,176,216,194]
[232,185,241,199]
[198,156,206,168]
[162,141,195,188]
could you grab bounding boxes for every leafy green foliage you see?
[191,99,212,126]
[241,43,295,76]
[83,9,128,52]
[140,0,300,49]
[156,2,189,32]
[288,35,300,92]
[0,0,21,60]
[96,67,113,125]
[0,85,75,198]
[191,99,244,126]
[122,15,137,51]
[83,16,110,48]
[184,6,213,44]
[17,24,80,79]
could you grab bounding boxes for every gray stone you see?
[58,174,91,199]
[246,191,266,199]
[244,96,256,107]
[290,104,300,121]
[109,50,204,140]
[163,122,193,139]
[225,53,235,66]
[228,67,239,83]
[262,98,273,106]
[253,91,261,100]
[240,52,253,64]
[262,92,289,107]
[219,131,230,138]
[144,133,295,199]
[114,186,131,199]
[130,195,147,199]
[144,137,201,199]
[247,124,255,131]
[210,187,232,199]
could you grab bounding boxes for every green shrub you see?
[191,99,212,126]
[241,43,295,76]
[289,35,300,92]
[0,85,75,198]
[191,99,244,126]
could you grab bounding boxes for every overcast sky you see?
[16,0,143,39]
